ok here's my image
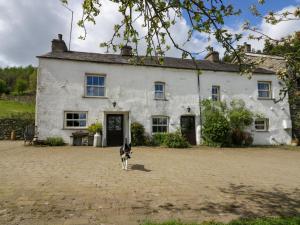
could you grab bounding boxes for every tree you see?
[0,79,7,94]
[29,70,37,93]
[15,79,28,95]
[62,0,300,95]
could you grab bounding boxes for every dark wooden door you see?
[107,114,124,146]
[181,116,196,145]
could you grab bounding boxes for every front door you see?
[106,114,124,146]
[180,116,196,145]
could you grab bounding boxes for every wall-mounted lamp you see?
[187,106,191,113]
[112,101,117,108]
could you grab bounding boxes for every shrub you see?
[152,133,168,146]
[45,137,65,146]
[202,99,255,147]
[15,79,28,95]
[202,110,230,147]
[163,131,190,148]
[0,79,7,94]
[88,122,102,134]
[131,122,146,146]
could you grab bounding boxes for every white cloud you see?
[0,1,299,66]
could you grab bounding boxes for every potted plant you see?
[88,122,103,147]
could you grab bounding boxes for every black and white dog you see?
[120,141,132,170]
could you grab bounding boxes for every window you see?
[212,85,220,101]
[258,81,271,99]
[152,116,168,133]
[255,118,269,131]
[86,75,105,97]
[65,112,87,128]
[154,82,165,99]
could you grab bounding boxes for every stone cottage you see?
[36,35,292,146]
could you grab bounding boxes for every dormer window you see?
[86,74,105,97]
[154,82,165,100]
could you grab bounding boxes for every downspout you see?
[197,71,202,144]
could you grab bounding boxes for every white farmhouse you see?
[36,35,292,146]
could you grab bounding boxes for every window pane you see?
[155,84,163,91]
[73,113,79,119]
[153,118,158,125]
[67,121,73,127]
[99,77,105,86]
[73,121,80,127]
[155,92,164,99]
[79,113,86,119]
[162,118,167,125]
[87,76,93,85]
[258,91,270,98]
[92,76,99,85]
[79,120,86,127]
[99,87,105,96]
[66,113,73,119]
[258,83,269,90]
[161,126,167,133]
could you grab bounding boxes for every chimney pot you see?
[51,34,68,53]
[121,45,132,56]
[204,50,219,63]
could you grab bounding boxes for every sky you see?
[0,0,299,67]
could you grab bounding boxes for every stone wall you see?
[0,94,36,104]
[0,116,35,140]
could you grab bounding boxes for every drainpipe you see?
[197,71,203,144]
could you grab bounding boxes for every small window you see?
[255,118,269,131]
[152,116,168,133]
[65,112,87,128]
[258,81,271,99]
[86,75,105,97]
[212,85,220,101]
[155,82,165,100]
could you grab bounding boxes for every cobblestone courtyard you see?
[0,141,299,225]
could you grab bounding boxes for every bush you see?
[88,122,102,134]
[202,99,255,147]
[45,137,65,146]
[152,133,168,146]
[15,79,28,95]
[131,122,146,146]
[202,110,230,147]
[151,132,190,148]
[163,131,190,148]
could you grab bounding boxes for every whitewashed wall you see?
[36,59,201,145]
[36,58,292,146]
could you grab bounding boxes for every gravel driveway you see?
[0,141,299,225]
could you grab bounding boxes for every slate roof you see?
[38,51,275,74]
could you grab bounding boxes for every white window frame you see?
[154,82,165,100]
[152,116,169,133]
[212,85,220,101]
[85,74,106,97]
[258,81,272,99]
[255,118,269,132]
[64,111,88,129]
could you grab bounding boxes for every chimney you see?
[243,42,251,53]
[121,45,132,56]
[204,49,219,63]
[51,34,68,53]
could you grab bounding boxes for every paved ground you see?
[0,141,299,225]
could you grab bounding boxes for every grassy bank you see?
[142,217,300,225]
[0,100,35,118]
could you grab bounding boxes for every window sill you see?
[83,96,108,99]
[255,130,269,132]
[154,98,168,101]
[257,98,273,101]
[63,127,88,130]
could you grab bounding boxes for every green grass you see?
[0,100,35,118]
[141,217,300,225]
